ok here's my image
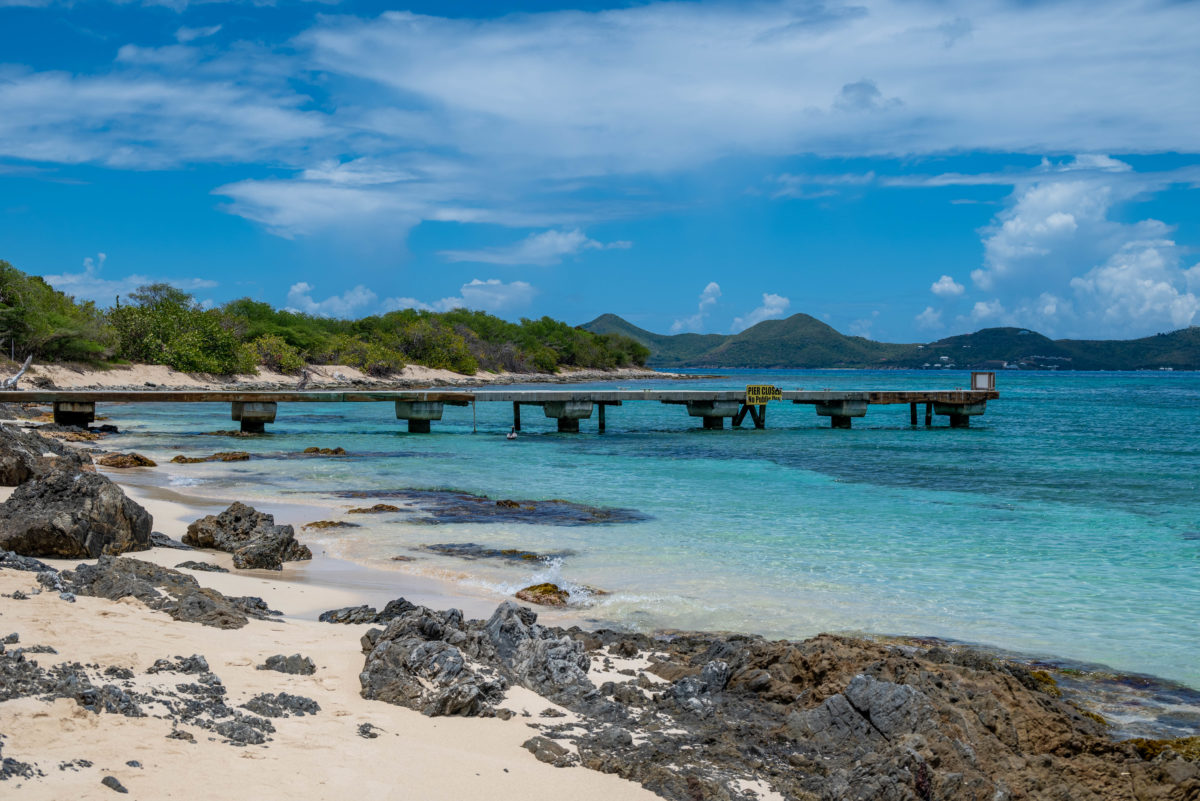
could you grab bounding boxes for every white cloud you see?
[285,282,378,318]
[42,253,217,306]
[671,281,721,333]
[384,279,536,314]
[1070,241,1200,333]
[930,275,964,297]
[848,310,880,338]
[438,229,630,267]
[914,306,942,330]
[731,293,790,332]
[176,25,222,43]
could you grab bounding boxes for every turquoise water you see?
[107,370,1200,691]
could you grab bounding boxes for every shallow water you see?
[104,369,1200,698]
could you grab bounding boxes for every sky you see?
[1,0,1198,343]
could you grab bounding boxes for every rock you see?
[60,556,280,629]
[0,550,56,573]
[318,598,417,625]
[183,502,311,571]
[241,692,321,717]
[257,654,316,675]
[174,561,229,573]
[0,423,90,485]
[170,452,251,464]
[357,722,381,739]
[146,655,210,674]
[150,532,193,550]
[166,729,195,742]
[516,583,570,607]
[96,453,156,469]
[347,503,401,514]
[0,470,151,558]
[302,520,359,530]
[424,543,571,563]
[522,736,573,767]
[101,776,128,794]
[302,446,346,456]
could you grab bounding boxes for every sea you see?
[107,369,1200,734]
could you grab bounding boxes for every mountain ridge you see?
[581,313,1200,371]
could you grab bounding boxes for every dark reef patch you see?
[421,543,574,563]
[334,488,646,526]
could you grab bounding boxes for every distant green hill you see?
[580,314,1200,371]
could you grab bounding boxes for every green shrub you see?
[249,334,306,374]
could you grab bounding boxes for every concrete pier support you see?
[231,401,276,434]
[815,400,868,429]
[685,400,741,430]
[395,401,445,434]
[53,401,95,428]
[933,401,986,428]
[910,402,918,426]
[542,400,593,433]
[925,403,933,427]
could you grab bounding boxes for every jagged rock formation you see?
[0,470,151,558]
[183,502,311,570]
[0,424,90,486]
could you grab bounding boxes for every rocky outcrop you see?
[0,470,151,558]
[0,424,90,485]
[183,502,311,570]
[59,556,281,629]
[170,452,250,464]
[354,601,1200,801]
[96,453,156,468]
[318,598,417,625]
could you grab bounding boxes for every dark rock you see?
[347,503,401,514]
[336,488,646,526]
[212,716,273,745]
[0,550,56,573]
[2,633,16,644]
[357,722,381,739]
[183,502,311,571]
[257,654,316,675]
[101,775,128,793]
[166,729,195,742]
[241,692,321,718]
[302,520,359,530]
[60,556,281,629]
[59,592,75,603]
[319,597,417,626]
[170,451,250,464]
[175,561,229,573]
[96,453,156,469]
[302,446,346,456]
[0,470,152,558]
[0,423,90,486]
[150,532,193,550]
[104,666,133,679]
[423,543,572,563]
[125,761,141,768]
[522,736,573,767]
[147,655,210,674]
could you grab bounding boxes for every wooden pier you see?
[2,377,999,434]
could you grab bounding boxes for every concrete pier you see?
[231,401,276,434]
[814,399,868,429]
[542,400,594,433]
[6,380,999,436]
[52,401,95,428]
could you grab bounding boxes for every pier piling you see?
[52,401,95,428]
[231,401,276,434]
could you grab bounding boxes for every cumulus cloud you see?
[285,282,378,318]
[930,275,964,297]
[176,25,222,43]
[671,282,721,333]
[438,229,631,267]
[914,306,943,330]
[384,279,536,314]
[43,253,217,306]
[731,293,790,333]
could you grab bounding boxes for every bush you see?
[249,334,306,374]
[316,334,404,377]
[0,261,113,361]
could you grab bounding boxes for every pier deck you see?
[3,382,999,433]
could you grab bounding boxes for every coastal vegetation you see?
[585,312,1200,371]
[0,260,648,376]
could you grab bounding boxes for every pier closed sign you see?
[745,384,783,404]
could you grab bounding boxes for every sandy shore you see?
[0,480,660,801]
[21,363,687,392]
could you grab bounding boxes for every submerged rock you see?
[96,453,156,469]
[515,583,570,607]
[0,424,91,486]
[347,503,401,514]
[335,488,645,526]
[422,543,572,563]
[0,470,151,558]
[183,502,311,571]
[302,520,359,530]
[60,556,280,629]
[301,446,346,456]
[170,452,250,464]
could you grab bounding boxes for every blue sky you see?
[1,0,1198,342]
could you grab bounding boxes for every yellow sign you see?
[745,384,783,404]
